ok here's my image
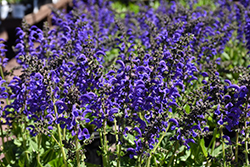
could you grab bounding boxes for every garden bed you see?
[0,0,250,167]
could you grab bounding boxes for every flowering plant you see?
[1,0,250,166]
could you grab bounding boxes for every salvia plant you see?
[1,0,250,166]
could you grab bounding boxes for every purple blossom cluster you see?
[1,0,250,166]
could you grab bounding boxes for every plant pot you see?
[84,132,102,165]
[0,0,9,20]
[11,4,26,19]
[84,132,116,166]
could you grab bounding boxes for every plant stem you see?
[146,124,171,167]
[221,128,226,167]
[99,129,108,167]
[154,156,159,167]
[167,141,179,167]
[114,118,120,167]
[245,119,249,166]
[50,133,61,146]
[160,141,176,166]
[146,155,151,167]
[137,154,141,167]
[63,128,66,140]
[208,127,217,155]
[56,122,67,166]
[25,151,30,164]
[75,126,81,167]
[0,65,4,81]
[36,134,42,167]
[235,129,239,164]
[102,120,109,167]
[53,98,67,167]
[22,116,27,150]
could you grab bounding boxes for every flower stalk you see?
[114,118,121,167]
[221,128,226,167]
[53,97,67,167]
[146,123,171,167]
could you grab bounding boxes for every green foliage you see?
[1,0,250,167]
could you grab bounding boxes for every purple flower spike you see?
[55,100,68,114]
[136,118,147,129]
[95,50,106,56]
[184,138,196,150]
[116,60,125,69]
[224,95,231,100]
[191,124,201,131]
[202,80,208,85]
[133,127,142,139]
[215,104,220,115]
[218,115,224,125]
[108,108,118,121]
[26,125,37,136]
[174,82,184,89]
[78,128,90,140]
[223,135,232,145]
[224,79,231,85]
[201,72,209,77]
[169,118,179,127]
[228,84,240,91]
[80,92,96,105]
[203,127,209,132]
[109,108,118,115]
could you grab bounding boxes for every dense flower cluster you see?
[2,0,250,166]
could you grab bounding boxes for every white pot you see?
[0,0,9,20]
[11,4,26,19]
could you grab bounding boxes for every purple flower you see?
[78,128,90,140]
[133,127,142,139]
[169,118,179,127]
[227,84,240,91]
[215,104,220,115]
[26,125,37,136]
[55,100,68,114]
[223,135,232,145]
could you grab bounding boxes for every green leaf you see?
[14,139,22,147]
[152,1,160,9]
[41,148,57,164]
[225,73,233,80]
[85,162,101,167]
[46,157,64,167]
[222,52,230,60]
[18,152,31,167]
[124,133,136,145]
[184,104,190,114]
[27,138,38,153]
[128,3,139,14]
[199,138,207,157]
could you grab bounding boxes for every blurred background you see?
[0,0,72,60]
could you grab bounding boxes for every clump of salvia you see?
[2,0,250,166]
